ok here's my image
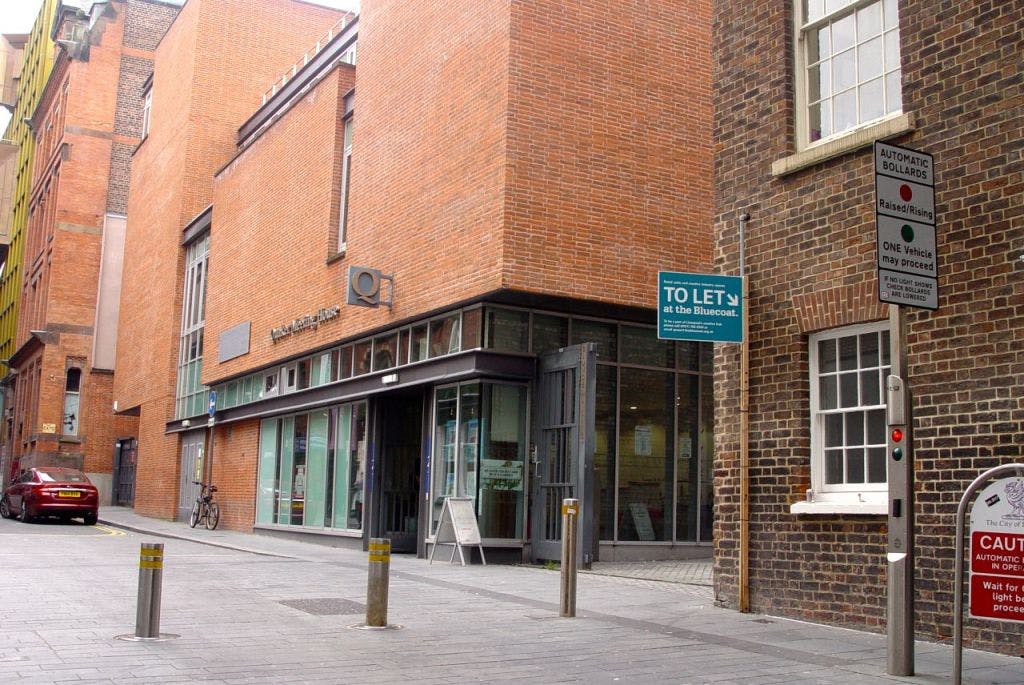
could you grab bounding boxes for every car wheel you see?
[83,511,97,526]
[0,496,10,519]
[19,501,33,523]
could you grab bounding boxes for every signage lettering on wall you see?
[270,305,341,343]
[347,266,394,309]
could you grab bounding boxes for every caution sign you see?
[969,477,1024,622]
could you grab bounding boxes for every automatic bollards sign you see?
[969,477,1024,622]
[875,141,939,310]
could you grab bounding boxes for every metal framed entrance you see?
[530,344,596,564]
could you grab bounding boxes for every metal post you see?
[135,543,164,639]
[560,498,579,617]
[366,538,391,628]
[738,212,751,613]
[887,304,914,675]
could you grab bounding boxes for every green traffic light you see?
[901,224,914,242]
[892,447,904,461]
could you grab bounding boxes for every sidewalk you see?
[77,505,1015,679]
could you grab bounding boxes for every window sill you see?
[791,498,886,515]
[771,112,916,178]
[326,248,346,265]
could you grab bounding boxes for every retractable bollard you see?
[135,542,164,638]
[366,538,391,627]
[560,499,579,618]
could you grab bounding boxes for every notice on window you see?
[634,425,652,457]
[480,459,523,491]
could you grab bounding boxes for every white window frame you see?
[793,0,902,151]
[141,88,152,138]
[337,116,353,251]
[793,320,890,514]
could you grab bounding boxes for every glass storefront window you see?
[373,333,398,371]
[411,324,428,362]
[461,308,482,350]
[620,325,673,367]
[354,341,372,375]
[532,313,568,354]
[485,307,529,353]
[256,401,366,532]
[594,365,617,541]
[675,375,700,541]
[617,368,674,542]
[430,381,527,539]
[459,384,481,509]
[478,384,526,539]
[571,319,617,361]
[431,387,458,532]
[398,329,410,366]
[429,314,461,357]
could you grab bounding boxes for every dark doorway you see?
[112,438,138,506]
[377,392,423,553]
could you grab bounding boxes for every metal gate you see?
[530,344,596,564]
[178,430,206,521]
[112,438,137,506]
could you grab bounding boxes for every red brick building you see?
[3,0,178,501]
[122,0,716,563]
[712,0,1022,654]
[113,0,353,518]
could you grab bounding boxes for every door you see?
[178,430,206,520]
[112,438,137,506]
[377,394,423,553]
[530,343,596,564]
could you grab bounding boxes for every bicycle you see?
[188,481,220,530]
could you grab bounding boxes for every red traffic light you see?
[891,428,904,443]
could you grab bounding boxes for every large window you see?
[429,382,527,540]
[796,0,901,147]
[256,401,367,531]
[175,234,209,419]
[808,321,890,506]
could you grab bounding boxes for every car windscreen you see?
[37,470,88,483]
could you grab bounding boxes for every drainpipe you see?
[738,212,751,613]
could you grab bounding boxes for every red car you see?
[0,467,99,525]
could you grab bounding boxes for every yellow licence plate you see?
[58,491,81,498]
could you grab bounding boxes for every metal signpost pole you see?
[875,140,935,676]
[886,304,914,675]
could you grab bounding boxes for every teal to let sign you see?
[657,271,743,343]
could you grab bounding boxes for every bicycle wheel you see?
[205,502,220,530]
[189,500,201,528]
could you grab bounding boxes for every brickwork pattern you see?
[505,0,714,304]
[712,0,1024,654]
[210,419,259,529]
[115,0,344,517]
[105,142,134,214]
[123,0,179,52]
[205,0,711,387]
[113,54,153,137]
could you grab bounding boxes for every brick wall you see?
[209,418,259,529]
[505,0,713,304]
[210,66,355,380]
[115,0,344,517]
[712,0,1024,653]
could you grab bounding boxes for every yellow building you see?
[0,0,58,485]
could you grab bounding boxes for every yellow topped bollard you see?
[366,538,391,627]
[136,542,164,638]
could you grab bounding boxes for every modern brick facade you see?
[114,0,347,519]
[123,0,715,565]
[712,0,1022,655]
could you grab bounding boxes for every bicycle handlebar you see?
[192,481,218,492]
